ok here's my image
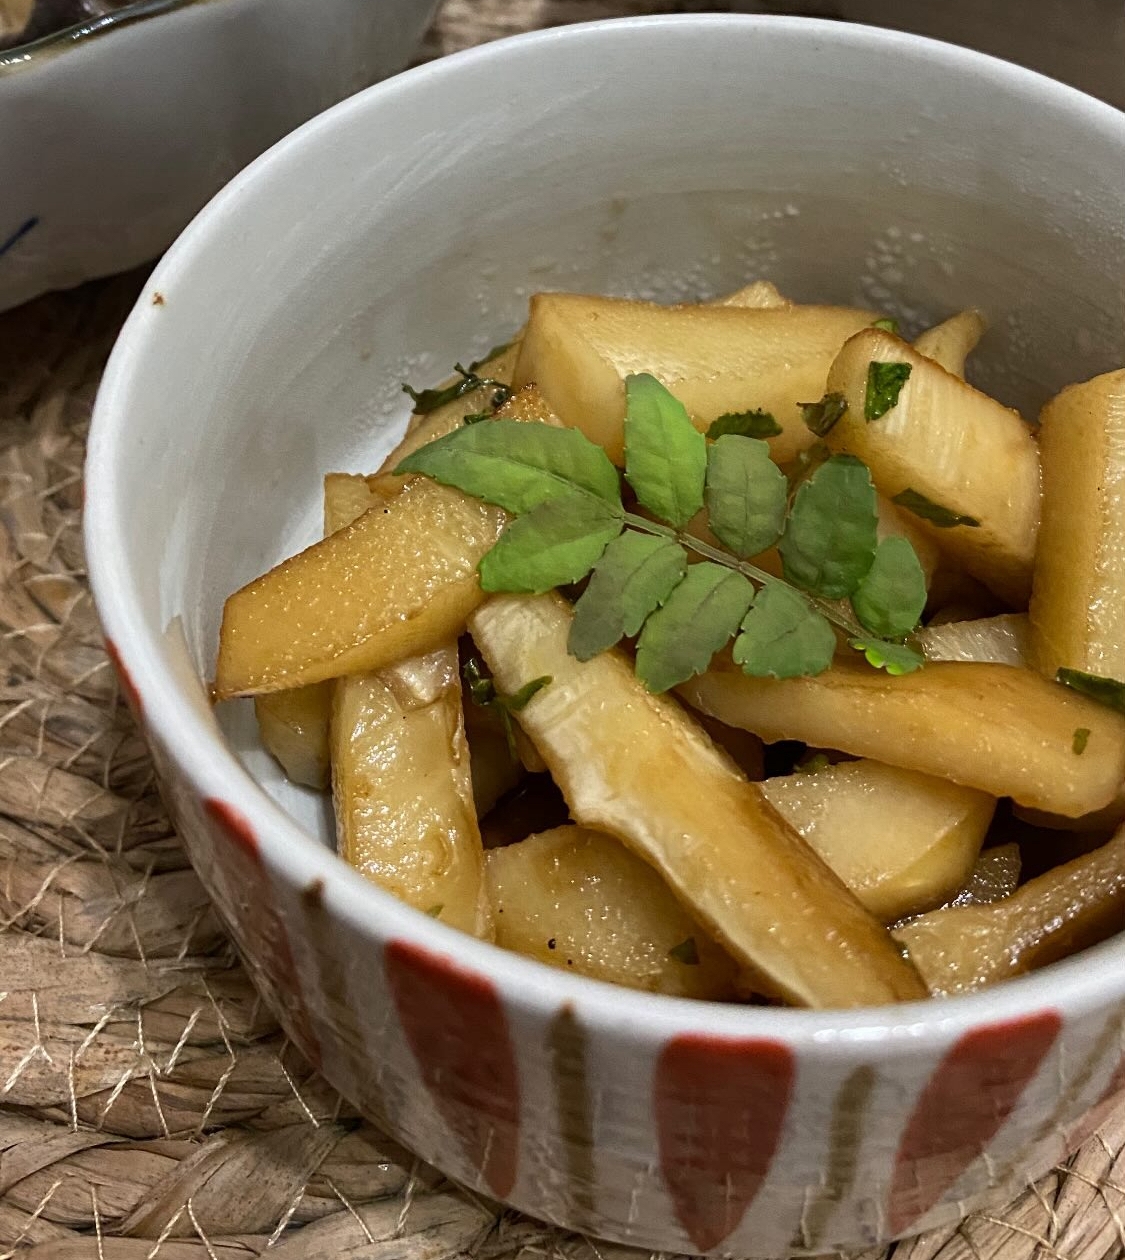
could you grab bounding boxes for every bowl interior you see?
[90,15,1125,856]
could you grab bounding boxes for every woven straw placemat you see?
[2,4,1125,1257]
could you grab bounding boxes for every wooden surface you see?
[0,3,1122,1258]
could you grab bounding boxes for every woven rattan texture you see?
[1,4,1124,1257]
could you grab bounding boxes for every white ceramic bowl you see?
[86,16,1125,1255]
[0,0,438,312]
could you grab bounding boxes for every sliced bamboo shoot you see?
[514,292,877,465]
[215,477,506,698]
[323,473,383,534]
[917,614,1029,665]
[713,280,791,309]
[760,760,994,921]
[485,826,739,998]
[1029,368,1125,683]
[825,328,1040,605]
[942,843,1022,909]
[679,657,1125,817]
[332,648,492,938]
[913,309,987,378]
[895,828,1125,994]
[254,684,333,789]
[468,592,927,1008]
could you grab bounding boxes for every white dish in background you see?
[86,15,1125,1256]
[0,0,439,312]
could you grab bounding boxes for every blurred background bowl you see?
[0,0,440,312]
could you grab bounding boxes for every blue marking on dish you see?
[0,216,39,259]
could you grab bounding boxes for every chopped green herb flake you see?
[864,361,912,421]
[668,936,700,965]
[706,409,783,440]
[872,317,900,333]
[1073,727,1091,755]
[504,676,552,712]
[1057,669,1125,715]
[892,488,981,528]
[799,753,831,774]
[800,392,848,437]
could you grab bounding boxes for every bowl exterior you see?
[86,15,1125,1255]
[122,687,1122,1255]
[0,0,438,312]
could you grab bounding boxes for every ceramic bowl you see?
[0,0,439,312]
[85,15,1125,1255]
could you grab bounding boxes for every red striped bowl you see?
[85,16,1125,1253]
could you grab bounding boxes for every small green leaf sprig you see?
[402,343,515,418]
[397,373,927,693]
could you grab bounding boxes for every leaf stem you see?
[621,511,870,641]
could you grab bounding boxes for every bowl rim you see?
[86,10,1125,1052]
[0,0,206,68]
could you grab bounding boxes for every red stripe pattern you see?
[887,1011,1061,1234]
[385,938,520,1197]
[104,638,143,720]
[203,798,322,1069]
[655,1033,794,1252]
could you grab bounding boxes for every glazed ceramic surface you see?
[86,16,1125,1255]
[0,0,439,312]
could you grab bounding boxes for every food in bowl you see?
[214,280,1125,1010]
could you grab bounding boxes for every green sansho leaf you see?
[865,361,912,421]
[1073,727,1091,755]
[705,436,788,559]
[733,584,836,679]
[569,532,687,661]
[635,563,754,693]
[1057,668,1125,715]
[668,937,700,965]
[479,494,622,593]
[851,536,927,640]
[706,409,782,440]
[892,487,981,529]
[779,455,878,599]
[800,393,848,437]
[396,418,621,514]
[624,374,707,529]
[462,656,497,708]
[849,637,925,675]
[871,317,899,333]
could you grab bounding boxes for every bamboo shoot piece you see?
[917,614,1029,666]
[941,843,1022,909]
[825,328,1040,605]
[514,292,878,465]
[254,683,333,789]
[713,280,791,309]
[485,826,739,998]
[1029,368,1125,684]
[895,828,1125,994]
[679,657,1125,818]
[760,760,994,920]
[913,309,987,378]
[216,385,563,699]
[468,592,927,1008]
[332,648,492,938]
